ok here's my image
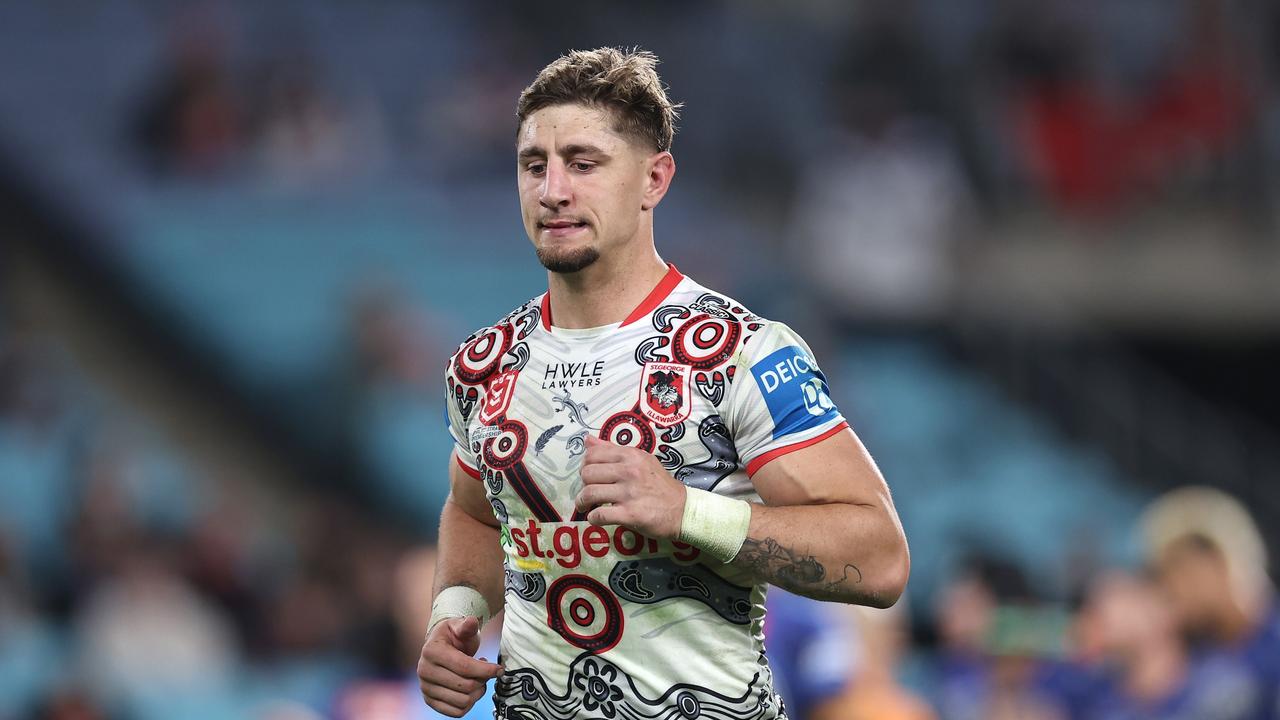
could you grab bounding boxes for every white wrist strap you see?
[428,586,490,635]
[678,488,752,563]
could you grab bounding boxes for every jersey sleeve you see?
[444,352,483,481]
[725,321,849,477]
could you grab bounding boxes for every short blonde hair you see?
[517,47,682,152]
[1140,485,1270,605]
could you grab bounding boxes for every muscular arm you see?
[731,427,909,607]
[432,457,505,612]
[419,457,505,717]
[575,427,909,608]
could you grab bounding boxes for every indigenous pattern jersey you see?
[444,265,848,720]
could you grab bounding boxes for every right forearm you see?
[433,495,505,613]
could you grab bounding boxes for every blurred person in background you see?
[789,13,971,332]
[248,44,388,187]
[343,282,451,525]
[75,530,240,714]
[335,546,501,720]
[33,687,114,720]
[929,567,997,720]
[131,7,243,178]
[764,588,860,720]
[1142,486,1280,720]
[1076,570,1200,720]
[840,602,936,720]
[419,46,909,719]
[991,0,1257,216]
[980,606,1073,720]
[928,558,1081,720]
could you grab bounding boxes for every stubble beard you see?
[536,244,600,274]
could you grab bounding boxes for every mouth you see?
[538,218,589,238]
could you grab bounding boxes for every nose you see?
[539,160,571,210]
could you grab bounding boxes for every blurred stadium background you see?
[0,1,1277,718]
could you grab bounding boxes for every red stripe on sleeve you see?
[745,421,850,477]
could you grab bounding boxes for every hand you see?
[418,616,503,717]
[574,434,686,539]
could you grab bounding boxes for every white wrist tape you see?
[428,586,490,635]
[678,488,752,563]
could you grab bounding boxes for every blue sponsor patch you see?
[750,345,841,439]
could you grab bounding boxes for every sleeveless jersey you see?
[444,264,849,720]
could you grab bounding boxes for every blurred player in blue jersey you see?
[1142,487,1280,720]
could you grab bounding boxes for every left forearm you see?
[728,502,909,607]
[574,432,909,606]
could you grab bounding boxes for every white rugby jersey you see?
[444,264,848,720]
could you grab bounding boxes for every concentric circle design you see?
[546,575,624,654]
[676,691,702,718]
[454,324,512,385]
[482,420,528,470]
[672,314,741,370]
[599,412,656,452]
[570,598,595,625]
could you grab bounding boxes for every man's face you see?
[516,103,656,274]
[1154,539,1231,638]
[1085,572,1176,657]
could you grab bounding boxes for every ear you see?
[640,151,676,211]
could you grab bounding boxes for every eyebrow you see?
[517,143,610,161]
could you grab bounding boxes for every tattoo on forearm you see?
[734,537,862,599]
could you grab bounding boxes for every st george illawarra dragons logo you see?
[639,362,692,427]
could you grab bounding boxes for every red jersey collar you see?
[540,263,684,331]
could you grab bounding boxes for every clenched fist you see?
[574,434,686,539]
[418,616,503,717]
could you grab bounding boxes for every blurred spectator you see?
[34,687,114,720]
[347,284,441,401]
[993,0,1256,215]
[334,545,502,719]
[75,534,240,709]
[789,72,970,326]
[764,588,859,720]
[413,23,533,183]
[182,490,263,651]
[929,559,1079,720]
[343,283,450,525]
[248,47,387,187]
[1126,0,1256,201]
[132,12,242,178]
[257,700,326,720]
[1077,569,1206,720]
[1142,486,1280,719]
[0,330,82,573]
[840,602,936,720]
[930,570,996,719]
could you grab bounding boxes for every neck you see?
[545,243,668,329]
